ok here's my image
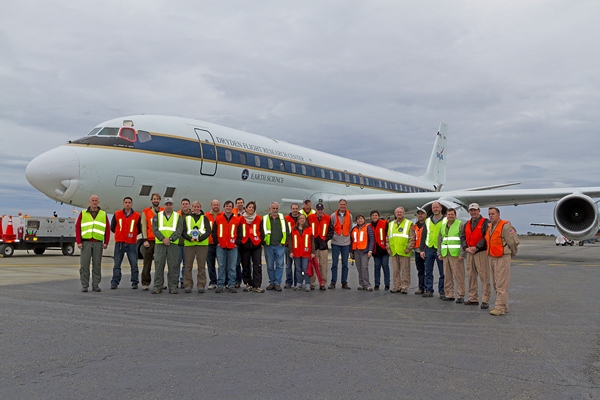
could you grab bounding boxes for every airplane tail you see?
[420,122,447,192]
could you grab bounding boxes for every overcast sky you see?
[1,1,599,233]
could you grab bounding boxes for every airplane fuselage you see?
[26,115,436,215]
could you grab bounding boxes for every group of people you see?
[76,194,519,316]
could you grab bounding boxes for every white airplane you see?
[26,115,600,241]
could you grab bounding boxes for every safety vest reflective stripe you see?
[117,218,135,233]
[184,215,208,246]
[80,210,107,241]
[263,214,287,245]
[353,230,364,242]
[215,214,237,249]
[440,219,462,257]
[351,225,369,250]
[155,212,179,244]
[241,222,261,244]
[185,215,206,235]
[216,223,235,238]
[308,214,330,240]
[291,228,312,257]
[293,234,309,249]
[311,221,328,238]
[158,213,179,231]
[425,217,444,248]
[387,219,412,257]
[388,220,411,239]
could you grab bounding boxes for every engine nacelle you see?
[554,194,600,241]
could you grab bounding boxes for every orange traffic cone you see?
[2,216,16,242]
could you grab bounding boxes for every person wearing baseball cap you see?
[307,203,331,290]
[301,197,315,217]
[151,197,183,294]
[460,203,491,309]
[413,207,427,294]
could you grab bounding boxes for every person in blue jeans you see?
[419,202,445,297]
[263,202,289,291]
[369,210,390,290]
[328,199,353,289]
[284,203,300,288]
[212,200,239,293]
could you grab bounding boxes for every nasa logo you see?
[436,146,445,161]
[241,169,249,180]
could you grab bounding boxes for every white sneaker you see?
[305,286,311,292]
[207,284,216,290]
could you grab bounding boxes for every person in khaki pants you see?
[386,207,415,294]
[460,203,491,309]
[437,208,466,303]
[485,207,519,316]
[307,203,332,290]
[181,201,212,293]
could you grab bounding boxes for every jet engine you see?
[554,194,600,241]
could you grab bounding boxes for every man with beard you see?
[140,193,163,290]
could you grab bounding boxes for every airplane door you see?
[194,128,217,176]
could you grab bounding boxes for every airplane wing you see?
[319,186,600,242]
[320,186,600,214]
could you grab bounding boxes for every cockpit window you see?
[118,127,136,142]
[86,127,102,136]
[97,127,119,136]
[137,130,152,143]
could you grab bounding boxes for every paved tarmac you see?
[0,237,599,399]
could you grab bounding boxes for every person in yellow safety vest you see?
[152,197,183,294]
[262,202,289,291]
[419,201,445,298]
[75,194,110,293]
[301,196,316,217]
[386,207,415,294]
[180,201,212,294]
[437,208,466,303]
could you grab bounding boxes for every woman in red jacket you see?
[236,201,264,293]
[289,214,315,292]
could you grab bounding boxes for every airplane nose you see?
[26,146,80,202]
